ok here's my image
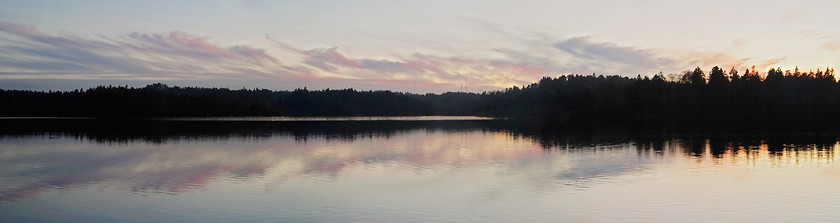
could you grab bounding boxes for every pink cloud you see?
[268,38,558,89]
[3,19,769,92]
[757,57,787,69]
[126,31,282,64]
[0,20,37,34]
[304,47,363,68]
[167,31,234,57]
[0,20,286,79]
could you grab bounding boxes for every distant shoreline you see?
[0,116,496,121]
[6,66,840,125]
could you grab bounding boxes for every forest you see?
[483,66,840,127]
[3,65,840,127]
[0,84,443,117]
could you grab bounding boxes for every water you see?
[2,119,840,222]
[156,116,495,121]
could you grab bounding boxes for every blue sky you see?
[2,0,839,92]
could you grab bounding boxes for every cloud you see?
[823,40,840,51]
[1,20,767,92]
[304,47,363,69]
[800,30,840,52]
[0,20,287,80]
[0,19,565,92]
[553,36,676,70]
[269,37,559,90]
[758,57,787,68]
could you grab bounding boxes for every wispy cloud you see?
[0,20,287,79]
[823,40,840,51]
[553,36,676,71]
[758,57,787,69]
[0,19,566,91]
[800,30,840,52]
[1,19,765,92]
[268,36,558,90]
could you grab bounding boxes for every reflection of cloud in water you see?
[0,129,544,201]
[2,124,840,202]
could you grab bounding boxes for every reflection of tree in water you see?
[3,119,840,202]
[3,119,840,165]
[504,124,840,165]
[0,119,491,144]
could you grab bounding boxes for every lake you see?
[2,118,840,222]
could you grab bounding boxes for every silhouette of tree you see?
[729,67,740,84]
[3,65,840,128]
[708,66,729,87]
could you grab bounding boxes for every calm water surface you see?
[2,119,840,222]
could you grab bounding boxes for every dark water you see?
[2,118,840,222]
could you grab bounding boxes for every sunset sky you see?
[1,0,839,93]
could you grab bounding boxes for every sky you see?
[1,0,839,93]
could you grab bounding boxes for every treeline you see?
[4,65,840,125]
[0,84,456,117]
[485,66,840,126]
